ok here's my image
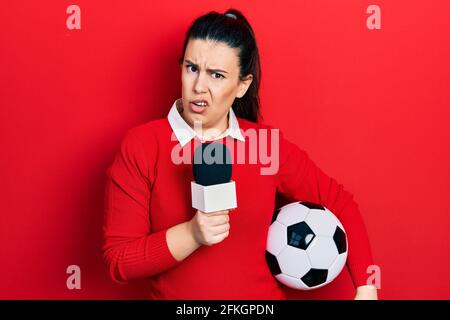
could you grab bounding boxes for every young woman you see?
[102,8,378,300]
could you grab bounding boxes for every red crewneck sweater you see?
[102,117,374,300]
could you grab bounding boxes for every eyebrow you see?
[184,59,229,74]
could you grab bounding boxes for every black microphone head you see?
[193,142,232,186]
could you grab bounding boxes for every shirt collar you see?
[167,98,245,147]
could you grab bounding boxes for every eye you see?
[212,72,225,79]
[186,64,197,73]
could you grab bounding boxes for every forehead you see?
[185,38,240,69]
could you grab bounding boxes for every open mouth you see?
[190,101,209,113]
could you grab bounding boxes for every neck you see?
[194,113,229,141]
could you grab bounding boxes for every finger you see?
[212,230,230,242]
[209,223,230,235]
[207,210,229,216]
[209,215,229,226]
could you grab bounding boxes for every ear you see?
[236,74,253,98]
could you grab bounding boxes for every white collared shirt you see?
[167,98,245,147]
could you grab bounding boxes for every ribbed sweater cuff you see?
[145,228,181,271]
[115,229,182,282]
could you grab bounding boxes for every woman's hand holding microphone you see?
[189,209,230,246]
[166,209,231,262]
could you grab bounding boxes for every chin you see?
[184,111,206,126]
[187,109,206,120]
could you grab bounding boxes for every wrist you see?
[185,220,201,249]
[357,285,378,291]
[355,285,378,300]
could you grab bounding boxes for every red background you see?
[1,0,449,299]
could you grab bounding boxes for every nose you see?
[193,71,208,94]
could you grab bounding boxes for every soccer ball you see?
[265,201,348,290]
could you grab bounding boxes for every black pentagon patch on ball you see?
[299,201,325,210]
[265,251,281,275]
[333,226,347,254]
[301,269,328,287]
[287,222,316,250]
[271,208,281,224]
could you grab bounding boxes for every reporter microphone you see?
[191,142,237,213]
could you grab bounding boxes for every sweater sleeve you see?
[275,130,374,288]
[102,128,181,284]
